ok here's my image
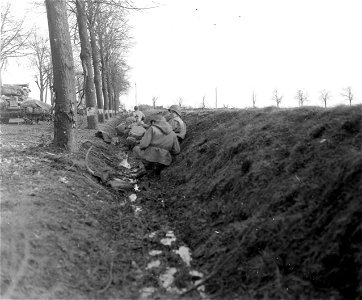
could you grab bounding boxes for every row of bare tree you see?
[45,0,135,149]
[1,0,135,150]
[269,87,355,108]
[167,86,356,110]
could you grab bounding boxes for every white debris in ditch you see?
[119,158,131,169]
[129,194,137,202]
[134,184,140,191]
[159,267,187,294]
[189,270,206,298]
[149,250,162,256]
[144,231,207,298]
[146,260,161,269]
[139,287,156,299]
[148,231,157,238]
[160,231,176,246]
[160,267,177,289]
[132,205,142,216]
[173,246,192,266]
[59,177,69,184]
[190,270,203,278]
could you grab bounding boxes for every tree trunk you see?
[99,34,110,120]
[45,0,76,152]
[107,72,114,116]
[112,80,121,113]
[89,27,104,123]
[46,68,54,106]
[101,63,110,119]
[45,84,48,103]
[76,0,98,129]
[0,69,2,95]
[38,70,44,102]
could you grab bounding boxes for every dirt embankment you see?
[1,105,361,300]
[153,105,362,299]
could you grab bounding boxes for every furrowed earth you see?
[0,105,361,299]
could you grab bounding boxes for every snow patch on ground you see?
[160,230,176,246]
[173,246,192,266]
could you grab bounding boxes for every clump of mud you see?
[154,105,362,299]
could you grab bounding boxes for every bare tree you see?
[45,0,77,151]
[109,55,129,112]
[97,6,131,119]
[341,86,354,106]
[87,1,105,122]
[76,0,98,129]
[98,32,110,119]
[152,96,158,109]
[67,0,133,120]
[295,90,308,107]
[320,90,331,108]
[252,91,256,108]
[28,33,52,103]
[0,2,32,93]
[107,68,115,116]
[272,89,283,108]
[177,97,183,107]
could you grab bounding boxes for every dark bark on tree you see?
[114,87,120,113]
[89,28,104,122]
[101,67,110,119]
[45,0,76,152]
[76,0,98,129]
[87,4,105,123]
[107,71,114,116]
[112,77,121,113]
[99,34,110,119]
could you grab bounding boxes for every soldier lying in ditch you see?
[133,114,180,177]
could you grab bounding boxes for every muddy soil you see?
[0,122,203,300]
[1,105,361,300]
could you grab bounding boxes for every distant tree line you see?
[251,86,356,108]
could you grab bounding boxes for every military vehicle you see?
[0,84,52,124]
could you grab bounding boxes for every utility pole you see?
[215,87,218,108]
[135,82,137,106]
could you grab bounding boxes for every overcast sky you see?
[3,0,362,109]
[122,0,362,109]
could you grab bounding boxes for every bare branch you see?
[340,86,354,106]
[272,89,283,108]
[319,89,331,108]
[295,90,308,107]
[0,2,33,69]
[90,0,159,10]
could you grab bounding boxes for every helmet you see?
[168,105,181,116]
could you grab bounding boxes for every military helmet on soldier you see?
[168,105,181,116]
